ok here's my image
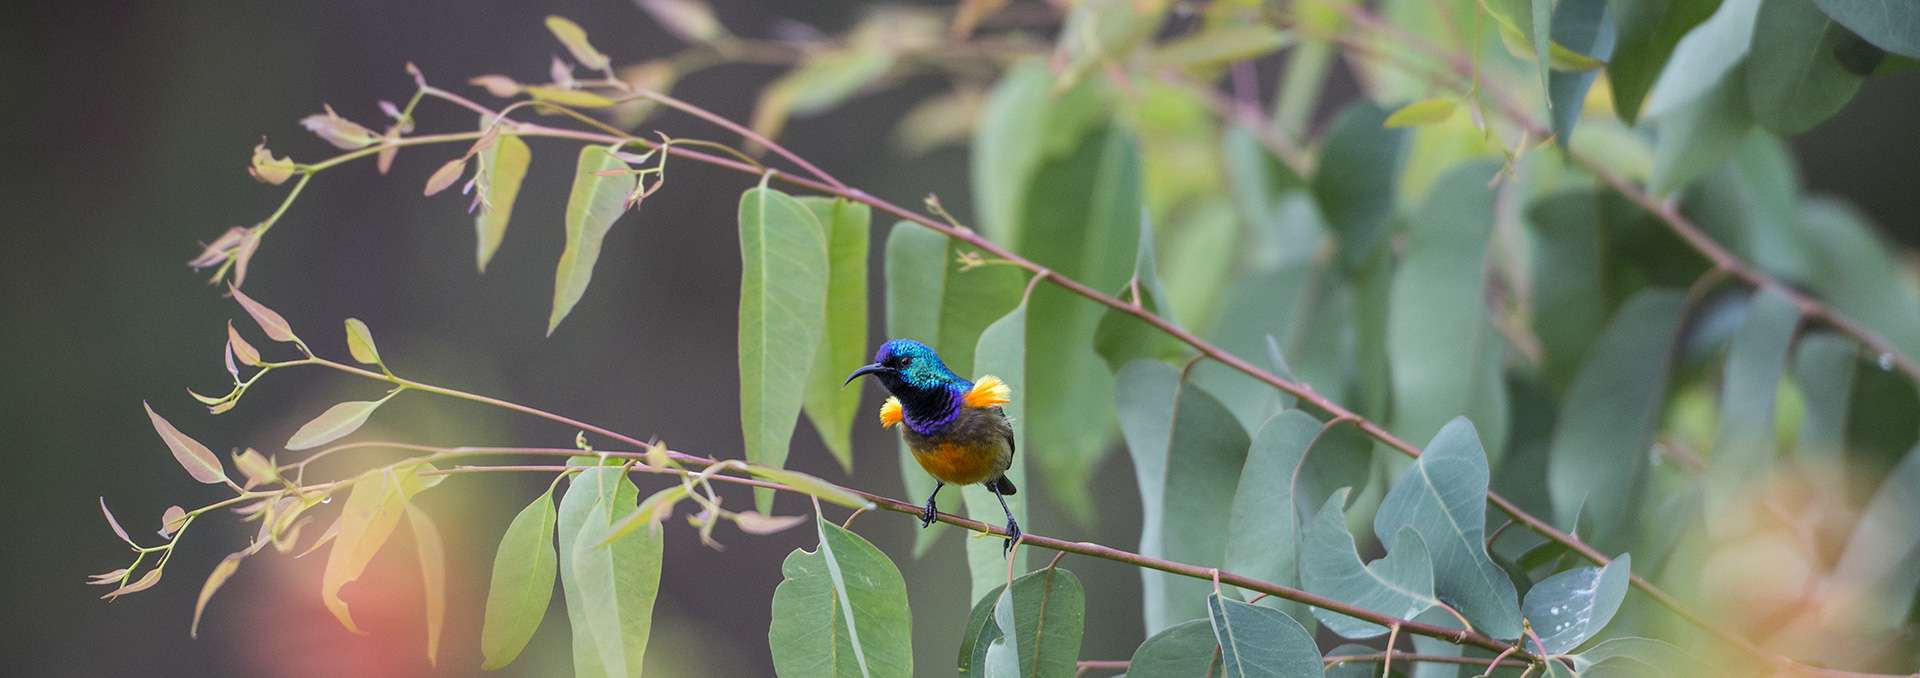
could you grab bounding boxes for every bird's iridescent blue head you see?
[844,339,971,432]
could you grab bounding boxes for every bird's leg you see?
[991,482,1021,555]
[919,481,944,528]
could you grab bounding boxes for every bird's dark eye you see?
[894,356,912,368]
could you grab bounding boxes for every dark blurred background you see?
[4,1,1916,676]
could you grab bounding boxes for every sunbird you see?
[844,339,1022,553]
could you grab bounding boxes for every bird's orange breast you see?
[910,441,1002,485]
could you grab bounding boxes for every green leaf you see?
[1606,0,1725,122]
[402,502,446,665]
[1548,0,1616,149]
[1206,594,1325,678]
[1814,0,1920,57]
[1746,0,1865,134]
[1375,418,1522,640]
[1649,65,1752,197]
[343,318,382,366]
[753,50,896,140]
[545,16,611,70]
[1706,289,1800,512]
[1639,0,1759,120]
[982,586,1021,676]
[972,61,1053,244]
[321,463,438,633]
[549,146,638,335]
[883,221,1023,552]
[481,490,558,669]
[525,86,618,108]
[142,401,228,485]
[738,186,831,513]
[1094,212,1187,371]
[966,569,1085,678]
[285,396,392,451]
[1547,290,1687,550]
[1117,360,1250,634]
[1567,636,1704,677]
[799,198,871,473]
[1797,198,1920,362]
[1527,191,1612,387]
[1388,161,1508,462]
[1126,619,1221,677]
[475,132,531,272]
[568,470,664,678]
[1828,442,1920,633]
[1790,332,1857,461]
[963,302,1029,602]
[1300,490,1437,638]
[557,465,637,678]
[1018,126,1142,521]
[1520,554,1631,654]
[1382,98,1457,128]
[769,516,913,678]
[1149,25,1292,69]
[1311,102,1406,265]
[1223,410,1368,625]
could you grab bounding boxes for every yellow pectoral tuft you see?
[878,397,903,429]
[964,375,1011,409]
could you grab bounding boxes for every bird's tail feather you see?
[986,475,1017,496]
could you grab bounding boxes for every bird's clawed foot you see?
[1001,517,1023,555]
[919,497,938,528]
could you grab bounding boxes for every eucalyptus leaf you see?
[1375,418,1522,640]
[1206,594,1325,678]
[1125,619,1220,678]
[481,490,558,669]
[402,503,446,664]
[1813,0,1920,57]
[1790,332,1856,461]
[1706,289,1800,513]
[798,197,871,472]
[1606,0,1725,121]
[343,318,381,366]
[1223,410,1368,625]
[569,480,664,677]
[1746,0,1864,134]
[475,132,530,272]
[285,397,391,451]
[1650,63,1752,197]
[965,568,1085,678]
[1311,102,1406,265]
[549,146,638,335]
[1300,490,1438,639]
[1520,555,1631,654]
[768,516,912,678]
[1567,636,1702,676]
[738,186,830,513]
[1639,0,1759,120]
[1094,212,1187,371]
[143,401,228,485]
[320,463,438,634]
[1548,0,1616,148]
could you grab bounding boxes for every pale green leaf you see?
[1640,0,1759,120]
[321,463,438,633]
[1312,102,1405,265]
[190,552,245,638]
[475,132,531,272]
[1374,418,1522,640]
[549,146,638,335]
[143,401,228,485]
[403,502,446,665]
[1149,25,1292,69]
[1790,332,1856,461]
[285,396,392,451]
[1706,289,1800,513]
[1650,64,1752,197]
[481,490,558,669]
[769,516,913,678]
[525,86,618,108]
[1223,410,1368,626]
[569,473,664,678]
[1526,190,1612,387]
[1828,442,1920,633]
[746,465,872,510]
[545,16,611,70]
[738,187,830,513]
[1126,619,1221,677]
[753,50,895,141]
[1207,594,1324,678]
[969,569,1084,678]
[955,581,1002,677]
[1093,212,1186,371]
[1383,98,1457,128]
[1813,0,1920,57]
[799,197,871,473]
[1520,554,1631,654]
[1300,490,1438,638]
[557,464,638,678]
[1567,636,1703,677]
[1548,0,1616,149]
[963,302,1028,602]
[1547,290,1687,550]
[343,318,381,366]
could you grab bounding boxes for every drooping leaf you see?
[557,464,637,678]
[1790,332,1857,461]
[1827,442,1920,633]
[730,511,808,535]
[569,471,665,678]
[798,197,871,473]
[422,158,467,196]
[1639,0,1760,120]
[1649,62,1753,197]
[1126,619,1221,678]
[548,146,638,335]
[1375,418,1522,640]
[343,318,382,366]
[969,568,1085,678]
[1018,126,1141,521]
[481,490,558,669]
[1706,289,1801,513]
[403,502,446,664]
[963,302,1029,603]
[1094,212,1187,371]
[1813,0,1920,57]
[1526,191,1612,386]
[97,497,132,546]
[1548,0,1617,148]
[1388,161,1508,462]
[143,401,228,485]
[285,396,392,451]
[190,552,244,638]
[300,104,381,150]
[956,581,1003,677]
[1607,0,1725,121]
[768,516,913,678]
[544,16,611,70]
[1300,490,1438,638]
[982,585,1021,677]
[320,463,438,633]
[1223,410,1368,625]
[227,321,261,366]
[1547,290,1687,550]
[1117,360,1251,634]
[1567,636,1704,677]
[228,284,299,344]
[738,186,830,513]
[475,132,531,272]
[1206,594,1325,678]
[1311,102,1406,265]
[1746,0,1865,134]
[1521,554,1632,654]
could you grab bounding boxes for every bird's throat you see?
[895,385,962,436]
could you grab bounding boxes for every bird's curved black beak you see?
[844,363,890,386]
